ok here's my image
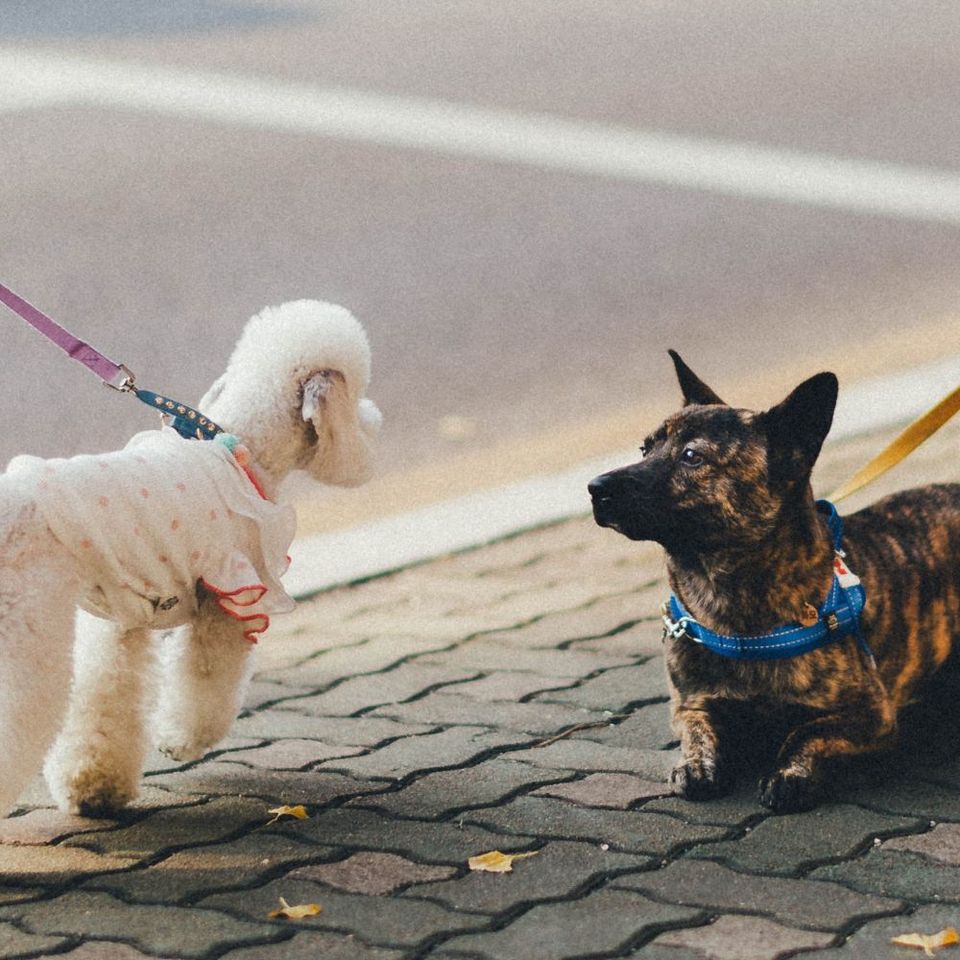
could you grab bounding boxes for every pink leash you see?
[0,281,222,439]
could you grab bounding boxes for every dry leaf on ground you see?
[467,850,539,874]
[268,897,322,920]
[891,927,960,957]
[265,805,309,825]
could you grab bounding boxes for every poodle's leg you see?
[153,602,255,762]
[0,549,78,817]
[44,611,154,816]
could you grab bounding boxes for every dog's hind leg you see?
[758,690,897,813]
[0,535,79,817]
[153,602,255,762]
[44,612,154,816]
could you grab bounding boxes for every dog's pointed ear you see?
[763,372,838,488]
[669,350,726,406]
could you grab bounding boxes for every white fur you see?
[0,300,380,817]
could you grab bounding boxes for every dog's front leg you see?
[669,694,733,800]
[44,611,154,816]
[758,697,896,813]
[153,598,254,762]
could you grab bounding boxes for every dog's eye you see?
[681,446,705,467]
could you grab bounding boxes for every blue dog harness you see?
[662,500,874,665]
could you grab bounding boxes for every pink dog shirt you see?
[10,428,296,641]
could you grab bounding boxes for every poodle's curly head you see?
[201,300,381,487]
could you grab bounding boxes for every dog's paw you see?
[156,738,210,763]
[45,762,138,818]
[670,759,731,801]
[758,769,821,813]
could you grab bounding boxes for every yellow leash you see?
[829,383,960,503]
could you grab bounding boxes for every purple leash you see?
[0,281,222,439]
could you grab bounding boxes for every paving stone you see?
[453,580,624,625]
[478,593,646,649]
[844,779,960,822]
[146,763,387,804]
[509,738,679,780]
[441,888,702,960]
[220,931,403,960]
[274,663,479,717]
[434,671,575,702]
[647,914,833,960]
[403,840,652,915]
[267,808,535,866]
[0,843,135,884]
[0,920,67,958]
[419,643,634,678]
[257,634,459,686]
[200,877,487,948]
[573,700,676,749]
[0,888,43,906]
[573,624,665,658]
[534,661,668,711]
[882,822,960,863]
[643,786,770,828]
[686,804,925,876]
[465,796,728,856]
[354,759,575,819]
[232,711,436,746]
[532,772,671,809]
[218,739,365,770]
[793,903,960,959]
[318,726,521,780]
[242,679,315,713]
[64,796,272,858]
[809,847,960,903]
[52,943,170,960]
[371,693,607,736]
[80,833,343,904]
[615,859,904,931]
[288,852,456,895]
[0,891,284,959]
[0,809,119,846]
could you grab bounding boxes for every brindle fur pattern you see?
[589,351,960,812]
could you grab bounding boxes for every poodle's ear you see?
[299,367,377,487]
[300,370,342,422]
[669,350,726,406]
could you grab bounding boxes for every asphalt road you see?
[1,0,959,513]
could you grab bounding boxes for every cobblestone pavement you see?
[3,420,960,960]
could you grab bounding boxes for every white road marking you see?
[2,47,960,224]
[284,354,960,596]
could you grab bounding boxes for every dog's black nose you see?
[588,475,609,500]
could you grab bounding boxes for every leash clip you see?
[103,364,136,393]
[661,607,695,642]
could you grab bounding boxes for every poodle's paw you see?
[44,751,139,817]
[155,723,226,762]
[156,737,209,763]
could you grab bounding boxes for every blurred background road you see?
[1,0,958,532]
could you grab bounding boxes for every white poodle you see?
[0,300,381,817]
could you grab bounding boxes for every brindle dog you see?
[589,352,960,813]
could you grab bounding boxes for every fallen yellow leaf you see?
[268,897,322,920]
[891,927,960,957]
[467,850,539,874]
[265,805,309,825]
